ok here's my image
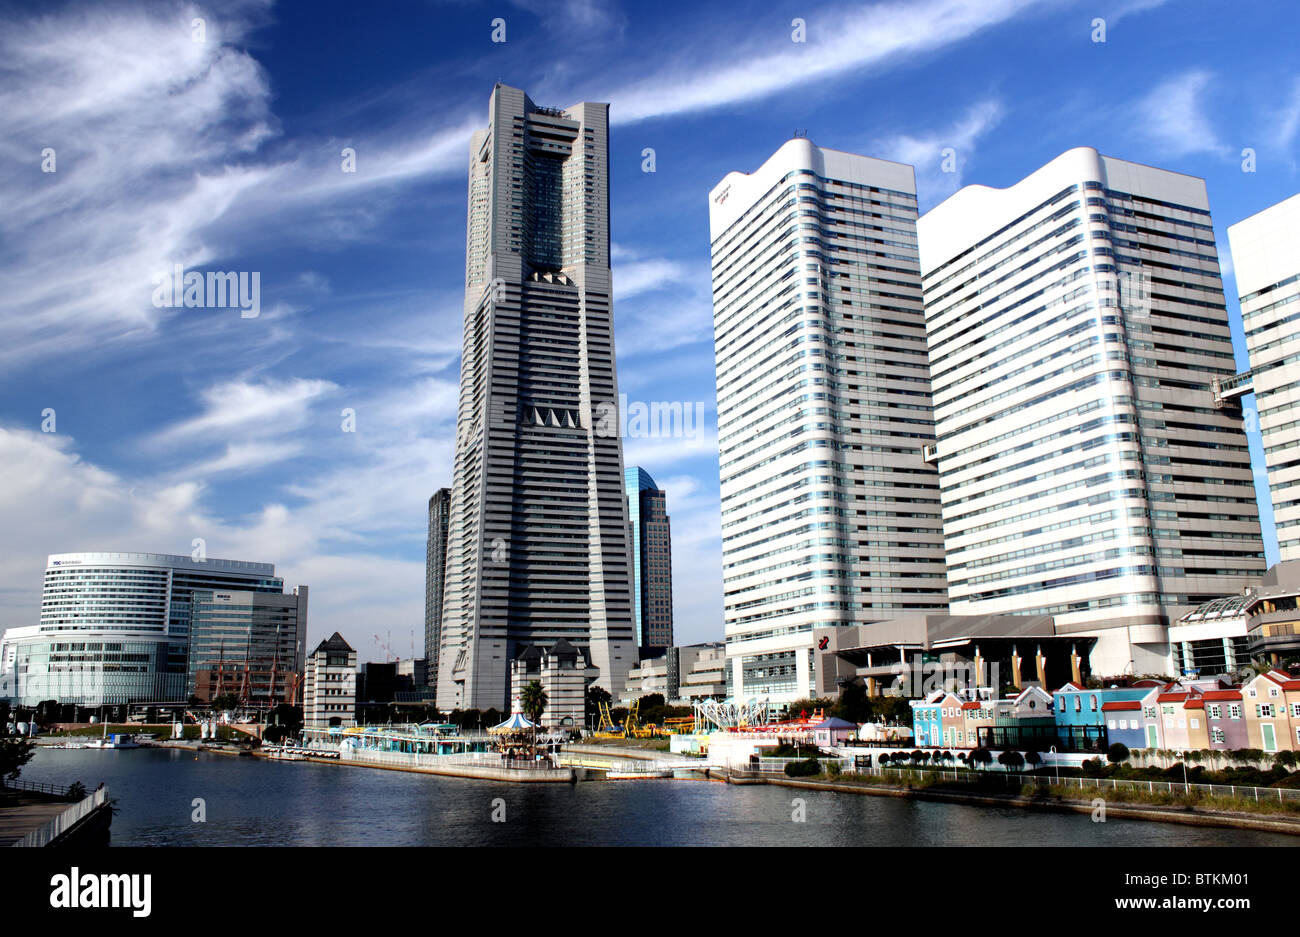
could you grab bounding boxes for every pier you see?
[1,779,112,847]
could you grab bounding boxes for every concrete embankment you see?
[328,748,579,783]
[750,774,1300,836]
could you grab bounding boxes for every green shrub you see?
[1107,742,1130,764]
[784,758,821,778]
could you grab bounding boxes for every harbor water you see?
[21,747,1297,846]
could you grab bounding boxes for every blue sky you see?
[0,0,1296,658]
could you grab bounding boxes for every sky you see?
[0,0,1297,661]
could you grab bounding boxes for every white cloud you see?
[602,0,1046,125]
[0,423,436,652]
[1135,69,1227,159]
[0,3,477,371]
[871,98,1004,209]
[152,378,339,445]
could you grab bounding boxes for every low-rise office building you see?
[3,551,285,706]
[187,587,307,707]
[302,633,357,730]
[509,640,587,731]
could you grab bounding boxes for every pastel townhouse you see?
[940,695,966,748]
[1054,683,1151,751]
[1182,696,1211,751]
[910,691,949,747]
[959,699,994,749]
[1241,670,1300,753]
[1155,685,1205,751]
[1139,685,1165,750]
[1202,688,1247,752]
[1286,681,1300,750]
[1101,700,1146,750]
[982,686,1056,750]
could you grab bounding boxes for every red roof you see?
[1202,689,1242,701]
[1102,700,1141,711]
[1184,699,1205,710]
[961,701,980,710]
[1157,692,1188,703]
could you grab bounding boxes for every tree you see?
[520,680,548,752]
[0,735,35,783]
[1025,749,1042,770]
[1107,742,1130,765]
[998,749,1025,772]
[585,686,612,727]
[211,694,238,712]
[784,698,836,720]
[969,748,992,770]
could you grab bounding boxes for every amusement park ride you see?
[591,696,827,738]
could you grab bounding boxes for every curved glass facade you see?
[4,552,283,705]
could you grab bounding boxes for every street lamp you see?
[1050,745,1059,783]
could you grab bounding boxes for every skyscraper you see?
[709,139,949,703]
[1228,193,1300,561]
[436,84,636,711]
[918,148,1263,674]
[424,487,450,696]
[625,466,674,658]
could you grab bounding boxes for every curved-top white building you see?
[1,552,283,706]
[919,148,1264,675]
[710,139,949,702]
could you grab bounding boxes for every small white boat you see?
[85,733,140,749]
[606,769,673,780]
[263,747,305,761]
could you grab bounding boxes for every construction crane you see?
[373,631,393,662]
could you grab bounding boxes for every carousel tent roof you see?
[489,712,537,733]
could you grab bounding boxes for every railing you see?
[341,747,560,770]
[10,787,108,848]
[756,761,1300,806]
[732,757,855,775]
[1,778,80,799]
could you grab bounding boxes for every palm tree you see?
[520,681,548,755]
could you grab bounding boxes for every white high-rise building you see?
[919,148,1263,675]
[709,139,948,704]
[1228,193,1300,561]
[437,84,636,711]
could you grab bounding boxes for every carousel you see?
[489,712,539,762]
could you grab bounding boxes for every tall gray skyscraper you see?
[424,487,450,695]
[436,84,636,711]
[625,466,673,658]
[709,139,949,704]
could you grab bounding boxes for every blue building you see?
[624,466,673,658]
[908,691,950,747]
[1101,700,1149,750]
[1053,683,1152,747]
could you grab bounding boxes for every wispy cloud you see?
[152,378,338,444]
[1134,69,1228,159]
[871,98,1005,209]
[0,2,475,371]
[602,0,1046,124]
